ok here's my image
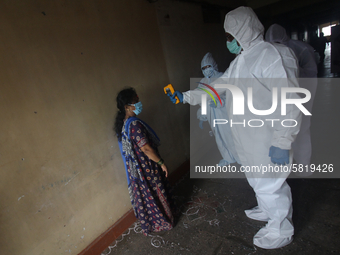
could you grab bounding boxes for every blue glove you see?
[199,120,204,129]
[167,91,183,104]
[209,98,224,108]
[218,159,230,166]
[269,146,289,165]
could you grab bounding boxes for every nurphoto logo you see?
[199,84,311,128]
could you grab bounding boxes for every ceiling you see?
[174,0,340,28]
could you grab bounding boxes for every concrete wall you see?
[0,1,176,254]
[0,0,232,254]
[155,0,235,162]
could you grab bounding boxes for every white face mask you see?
[202,67,214,78]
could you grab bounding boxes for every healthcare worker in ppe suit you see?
[197,52,240,166]
[168,7,303,249]
[265,24,317,176]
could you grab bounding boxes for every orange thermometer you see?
[164,84,180,104]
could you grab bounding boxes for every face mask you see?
[227,39,242,55]
[129,102,143,115]
[202,67,214,78]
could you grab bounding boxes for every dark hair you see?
[114,87,137,141]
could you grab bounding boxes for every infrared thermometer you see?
[164,84,180,104]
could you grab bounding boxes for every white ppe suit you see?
[183,7,302,249]
[197,53,240,165]
[266,24,318,175]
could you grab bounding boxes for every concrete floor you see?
[101,46,340,255]
[102,175,340,255]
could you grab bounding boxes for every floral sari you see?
[119,117,174,235]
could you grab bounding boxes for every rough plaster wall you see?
[156,0,233,82]
[0,0,184,254]
[155,0,235,166]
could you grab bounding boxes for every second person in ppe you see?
[197,52,240,166]
[265,24,318,176]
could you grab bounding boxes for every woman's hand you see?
[140,143,169,177]
[161,164,168,178]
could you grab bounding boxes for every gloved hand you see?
[269,146,289,165]
[218,159,230,166]
[197,108,207,130]
[167,91,183,104]
[209,98,224,108]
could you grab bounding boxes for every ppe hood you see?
[224,6,264,51]
[265,24,290,45]
[201,52,218,70]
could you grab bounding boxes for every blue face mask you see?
[129,102,143,115]
[202,67,214,78]
[227,39,242,55]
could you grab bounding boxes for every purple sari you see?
[119,117,174,235]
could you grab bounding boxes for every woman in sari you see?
[114,87,175,236]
